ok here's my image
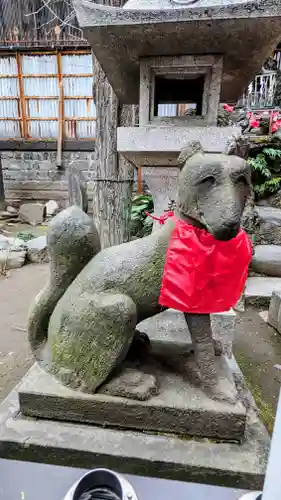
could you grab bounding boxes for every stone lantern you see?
[74,0,281,216]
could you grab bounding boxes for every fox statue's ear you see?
[178,141,204,169]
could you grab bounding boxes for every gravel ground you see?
[0,264,48,402]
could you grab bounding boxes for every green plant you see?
[16,231,35,242]
[248,147,281,199]
[129,195,154,238]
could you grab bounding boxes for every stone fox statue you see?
[28,143,251,401]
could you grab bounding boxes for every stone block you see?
[19,202,45,226]
[0,373,269,490]
[211,309,236,359]
[267,291,281,331]
[251,245,281,277]
[0,234,27,270]
[138,309,192,354]
[26,235,49,264]
[117,126,241,166]
[0,249,26,270]
[138,308,236,358]
[18,362,246,441]
[245,277,281,307]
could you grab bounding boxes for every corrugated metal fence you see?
[0,51,95,139]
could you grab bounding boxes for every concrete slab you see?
[0,377,269,491]
[18,362,246,441]
[245,277,281,307]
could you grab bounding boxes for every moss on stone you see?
[235,350,275,434]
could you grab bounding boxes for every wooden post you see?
[57,80,64,168]
[137,167,143,194]
[0,154,5,211]
[91,0,135,248]
[16,52,28,139]
[56,52,64,168]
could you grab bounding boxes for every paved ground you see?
[0,264,48,402]
[0,263,280,434]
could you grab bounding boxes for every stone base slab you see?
[0,379,268,491]
[19,359,246,441]
[245,277,281,307]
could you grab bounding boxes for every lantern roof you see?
[74,0,281,104]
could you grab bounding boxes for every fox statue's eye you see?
[235,175,249,186]
[199,176,216,188]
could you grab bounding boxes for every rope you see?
[145,211,174,225]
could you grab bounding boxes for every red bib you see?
[159,218,252,314]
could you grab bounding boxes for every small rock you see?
[26,235,48,263]
[267,291,281,330]
[0,234,27,251]
[19,203,45,226]
[45,200,59,217]
[0,249,26,270]
[0,234,27,270]
[0,211,18,220]
[6,206,18,215]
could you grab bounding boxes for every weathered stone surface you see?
[74,0,281,105]
[0,234,27,270]
[118,126,241,166]
[67,165,88,213]
[255,206,281,245]
[19,202,45,226]
[267,291,281,330]
[138,309,192,354]
[211,310,236,359]
[99,368,159,401]
[26,235,49,264]
[29,151,251,404]
[251,245,281,277]
[28,206,101,353]
[245,277,281,307]
[0,250,26,270]
[0,373,269,490]
[138,308,236,358]
[142,167,179,221]
[19,363,245,440]
[241,197,261,247]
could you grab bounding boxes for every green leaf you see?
[263,147,281,159]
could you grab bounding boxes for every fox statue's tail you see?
[28,205,101,357]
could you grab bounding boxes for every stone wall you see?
[2,150,95,210]
[1,148,142,211]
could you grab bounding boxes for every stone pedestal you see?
[18,360,245,441]
[0,316,269,490]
